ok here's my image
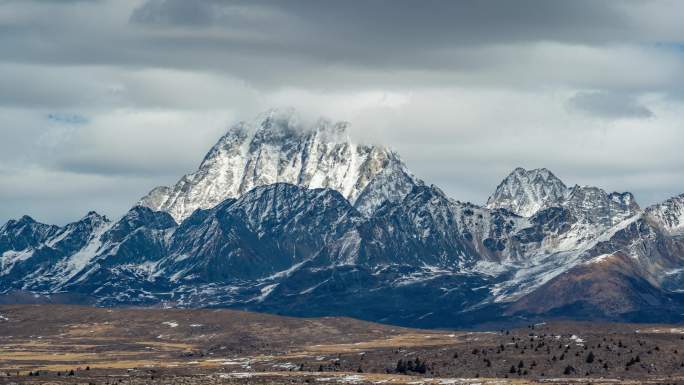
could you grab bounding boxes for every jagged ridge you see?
[1,110,683,327]
[487,167,568,217]
[139,109,420,222]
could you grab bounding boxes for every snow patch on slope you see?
[54,220,113,285]
[490,213,643,302]
[0,249,35,275]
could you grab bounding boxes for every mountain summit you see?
[486,167,568,217]
[139,109,419,222]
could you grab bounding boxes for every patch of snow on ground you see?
[162,321,179,328]
[316,375,364,384]
[636,327,684,334]
[273,362,299,370]
[220,358,252,368]
[219,373,254,379]
[570,335,584,345]
[338,375,364,384]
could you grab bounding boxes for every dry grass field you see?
[0,305,683,384]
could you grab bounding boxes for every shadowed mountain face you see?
[1,110,683,328]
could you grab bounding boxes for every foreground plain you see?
[0,305,683,384]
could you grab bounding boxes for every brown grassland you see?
[0,305,683,384]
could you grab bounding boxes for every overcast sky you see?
[1,0,684,225]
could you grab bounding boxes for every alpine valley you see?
[2,109,684,328]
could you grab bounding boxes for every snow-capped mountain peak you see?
[139,109,419,222]
[646,193,684,234]
[486,167,568,217]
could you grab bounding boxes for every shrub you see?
[586,351,595,363]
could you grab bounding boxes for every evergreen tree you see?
[406,359,414,372]
[586,351,595,363]
[414,358,427,374]
[396,359,407,374]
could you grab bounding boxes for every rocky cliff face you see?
[646,194,684,234]
[139,109,419,222]
[487,167,569,217]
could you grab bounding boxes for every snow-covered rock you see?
[139,109,419,222]
[562,186,640,227]
[487,167,568,217]
[646,194,684,234]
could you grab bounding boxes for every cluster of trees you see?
[508,360,537,376]
[625,355,641,370]
[396,357,427,374]
[448,332,664,378]
[28,369,76,377]
[22,367,91,378]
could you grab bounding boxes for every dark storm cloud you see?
[0,2,671,77]
[124,0,637,79]
[130,0,631,45]
[0,0,681,94]
[123,0,684,85]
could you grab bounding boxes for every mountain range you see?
[2,109,683,328]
